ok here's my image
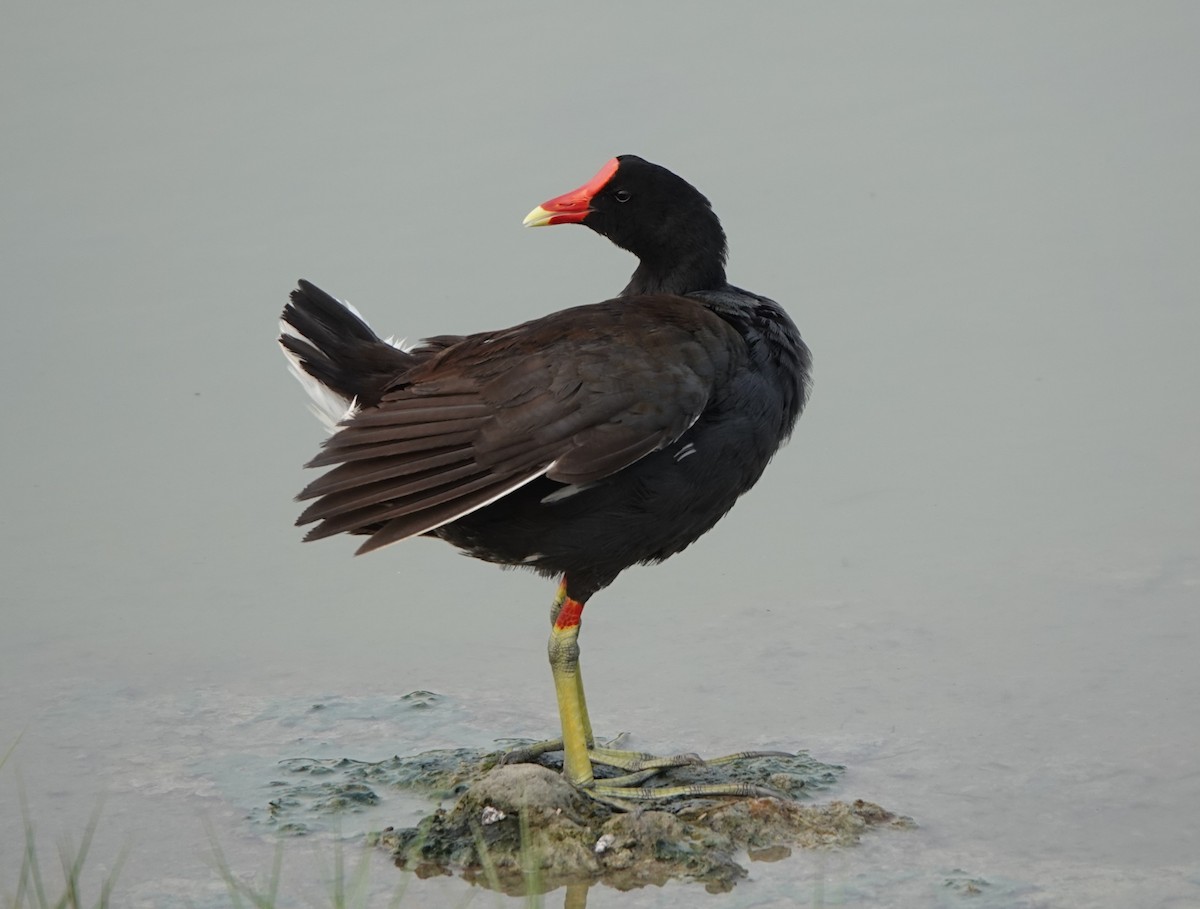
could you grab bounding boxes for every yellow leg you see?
[549,579,594,746]
[548,579,594,787]
[571,653,595,747]
[503,577,792,806]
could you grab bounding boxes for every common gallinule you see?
[279,156,812,801]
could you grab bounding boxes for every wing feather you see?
[301,445,476,498]
[293,296,745,553]
[306,429,478,467]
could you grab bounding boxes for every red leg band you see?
[554,596,585,630]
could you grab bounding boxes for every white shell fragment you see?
[480,805,506,826]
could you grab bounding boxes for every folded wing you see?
[296,296,743,553]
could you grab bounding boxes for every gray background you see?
[3,3,1198,907]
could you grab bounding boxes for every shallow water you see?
[3,4,1199,907]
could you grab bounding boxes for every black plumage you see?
[280,157,816,798]
[277,157,811,604]
[280,154,811,602]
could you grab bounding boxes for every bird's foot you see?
[497,736,571,766]
[500,737,793,808]
[587,779,787,811]
[588,747,792,809]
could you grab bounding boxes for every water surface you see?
[3,4,1198,907]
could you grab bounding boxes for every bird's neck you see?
[621,248,727,297]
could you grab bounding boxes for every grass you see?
[6,792,127,909]
[3,733,125,909]
[205,822,415,909]
[4,736,544,909]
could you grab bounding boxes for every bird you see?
[278,155,812,802]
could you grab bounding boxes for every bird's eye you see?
[613,189,631,203]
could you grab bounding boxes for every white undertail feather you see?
[338,296,368,323]
[278,323,360,432]
[278,293,407,433]
[349,295,412,353]
[280,288,543,552]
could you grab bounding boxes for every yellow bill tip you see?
[523,205,555,228]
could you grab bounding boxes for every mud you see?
[267,743,910,893]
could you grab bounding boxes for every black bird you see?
[279,155,812,800]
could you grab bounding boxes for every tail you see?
[279,279,415,431]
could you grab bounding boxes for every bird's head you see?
[524,155,728,296]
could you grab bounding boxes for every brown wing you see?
[296,295,744,553]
